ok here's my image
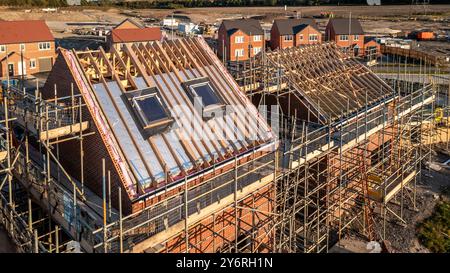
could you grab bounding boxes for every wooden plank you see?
[0,150,7,162]
[39,121,89,141]
[384,170,416,203]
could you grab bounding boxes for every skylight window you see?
[189,83,221,107]
[125,87,173,137]
[133,95,168,126]
[182,77,225,120]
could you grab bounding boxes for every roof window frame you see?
[181,77,226,121]
[124,86,173,137]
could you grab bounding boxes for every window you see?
[125,87,173,136]
[20,44,25,51]
[299,34,304,41]
[190,83,221,107]
[340,35,349,41]
[253,47,261,55]
[134,96,167,124]
[354,35,359,41]
[182,77,225,120]
[253,35,262,42]
[30,59,36,69]
[235,36,244,44]
[0,45,6,52]
[235,49,244,57]
[309,34,318,41]
[284,35,293,41]
[38,42,51,51]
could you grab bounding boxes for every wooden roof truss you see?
[265,43,393,122]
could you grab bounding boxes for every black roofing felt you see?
[273,19,318,35]
[221,19,264,36]
[327,18,364,35]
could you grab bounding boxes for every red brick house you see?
[325,18,365,57]
[217,19,264,62]
[270,19,321,50]
[0,20,56,79]
[107,19,162,50]
[363,37,381,61]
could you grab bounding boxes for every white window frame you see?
[20,44,25,51]
[0,45,6,53]
[284,35,293,41]
[234,36,244,44]
[253,35,262,42]
[253,47,261,55]
[340,35,349,41]
[354,35,359,41]
[235,48,244,57]
[30,59,36,69]
[309,34,318,41]
[38,42,51,51]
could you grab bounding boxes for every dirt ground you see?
[337,150,450,253]
[1,5,450,38]
[134,4,450,24]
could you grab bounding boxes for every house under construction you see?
[232,42,448,252]
[0,38,448,253]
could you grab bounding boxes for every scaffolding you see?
[230,42,448,252]
[0,83,278,253]
[0,83,100,253]
[0,40,449,253]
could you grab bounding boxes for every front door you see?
[353,45,360,57]
[17,61,26,76]
[8,63,14,77]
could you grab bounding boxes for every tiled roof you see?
[111,27,162,43]
[273,19,318,35]
[221,19,264,36]
[327,18,364,35]
[0,20,54,45]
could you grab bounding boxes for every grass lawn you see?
[417,200,450,253]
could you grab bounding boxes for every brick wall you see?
[218,27,264,62]
[325,24,365,56]
[42,53,133,214]
[0,41,56,78]
[271,25,322,50]
[295,26,322,46]
[363,39,381,57]
[163,183,275,253]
